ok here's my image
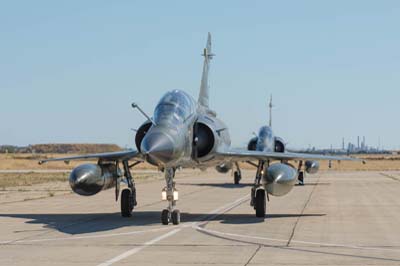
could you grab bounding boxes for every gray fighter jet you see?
[246,95,323,216]
[39,33,359,225]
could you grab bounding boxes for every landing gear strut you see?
[251,160,267,218]
[121,160,137,217]
[161,168,180,225]
[234,162,242,185]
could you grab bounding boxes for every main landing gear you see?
[250,160,267,218]
[297,160,304,186]
[161,168,180,225]
[234,162,242,185]
[121,160,137,217]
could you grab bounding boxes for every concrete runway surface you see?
[0,169,399,265]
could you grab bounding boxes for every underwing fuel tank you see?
[69,164,119,196]
[262,163,297,196]
[305,160,319,174]
[215,163,232,173]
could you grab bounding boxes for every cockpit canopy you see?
[257,126,274,151]
[154,90,196,125]
[258,126,273,140]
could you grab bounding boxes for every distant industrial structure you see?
[344,135,385,154]
[301,135,390,155]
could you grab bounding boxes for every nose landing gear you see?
[161,168,180,225]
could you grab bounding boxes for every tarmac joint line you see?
[286,175,320,247]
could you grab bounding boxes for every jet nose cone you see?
[141,131,175,164]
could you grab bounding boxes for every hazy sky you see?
[1,1,399,149]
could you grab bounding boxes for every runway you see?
[0,170,399,265]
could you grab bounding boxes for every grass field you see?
[0,172,69,188]
[0,154,157,170]
[0,171,161,189]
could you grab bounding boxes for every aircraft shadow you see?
[295,182,331,186]
[179,182,253,188]
[0,212,325,235]
[180,182,330,188]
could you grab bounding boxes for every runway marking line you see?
[96,194,249,266]
[193,226,400,253]
[97,228,181,266]
[0,227,171,245]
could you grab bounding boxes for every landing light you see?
[173,190,179,201]
[161,188,179,201]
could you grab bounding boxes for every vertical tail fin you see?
[198,32,214,108]
[268,94,273,127]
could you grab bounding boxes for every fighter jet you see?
[246,95,323,217]
[39,33,359,225]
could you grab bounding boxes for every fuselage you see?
[138,89,231,169]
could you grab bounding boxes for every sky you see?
[0,1,399,149]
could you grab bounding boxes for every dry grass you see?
[0,154,157,170]
[318,154,400,171]
[238,154,400,171]
[0,172,69,188]
[0,172,159,189]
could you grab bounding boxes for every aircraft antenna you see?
[131,102,157,126]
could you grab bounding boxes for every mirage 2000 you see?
[245,95,327,217]
[40,33,359,225]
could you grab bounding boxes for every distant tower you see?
[268,94,273,128]
[357,136,360,149]
[342,137,345,150]
[363,136,366,149]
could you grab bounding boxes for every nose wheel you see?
[161,209,180,225]
[161,168,180,225]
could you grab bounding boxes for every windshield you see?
[154,90,195,125]
[257,126,273,149]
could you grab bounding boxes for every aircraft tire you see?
[171,209,180,225]
[234,171,241,184]
[121,189,133,217]
[255,189,266,218]
[298,171,304,186]
[161,209,170,225]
